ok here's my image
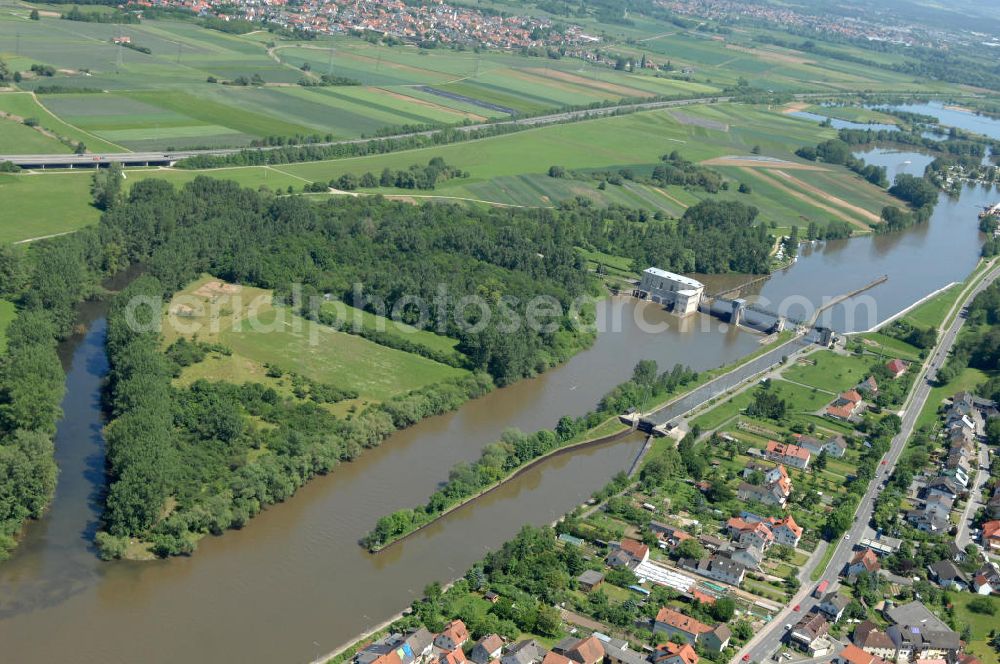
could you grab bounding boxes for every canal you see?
[0,144,997,663]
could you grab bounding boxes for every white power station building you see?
[637,267,704,316]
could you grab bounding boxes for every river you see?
[1,142,998,662]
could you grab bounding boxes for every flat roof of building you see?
[642,267,704,290]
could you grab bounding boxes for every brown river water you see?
[0,146,996,663]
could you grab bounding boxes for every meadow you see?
[164,275,467,405]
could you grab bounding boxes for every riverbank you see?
[367,424,637,554]
[365,329,796,552]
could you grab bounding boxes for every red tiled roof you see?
[654,607,712,635]
[543,653,572,664]
[476,635,503,656]
[766,441,811,461]
[655,642,698,664]
[440,649,466,664]
[440,620,469,646]
[984,520,1000,539]
[839,644,885,664]
[827,403,856,419]
[841,390,863,404]
[691,589,716,605]
[567,636,605,664]
[886,359,908,374]
[850,549,879,571]
[772,515,803,538]
[620,538,649,560]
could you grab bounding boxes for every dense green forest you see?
[0,172,778,558]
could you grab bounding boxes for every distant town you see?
[136,0,599,50]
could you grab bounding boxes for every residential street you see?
[956,444,991,549]
[733,262,1000,664]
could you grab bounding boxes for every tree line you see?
[0,223,106,559]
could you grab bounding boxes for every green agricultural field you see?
[0,92,124,152]
[0,115,71,153]
[0,103,907,243]
[691,378,832,431]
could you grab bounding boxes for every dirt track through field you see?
[702,156,828,170]
[770,169,882,223]
[526,68,653,98]
[372,88,487,122]
[738,167,872,229]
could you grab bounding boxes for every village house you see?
[470,635,504,664]
[788,612,830,654]
[925,476,960,501]
[971,562,1000,594]
[737,461,792,506]
[857,376,879,396]
[550,636,604,664]
[883,601,961,663]
[608,538,649,567]
[649,522,693,550]
[927,560,968,591]
[731,545,765,570]
[837,644,888,664]
[983,520,1000,552]
[652,609,730,652]
[765,440,811,470]
[501,640,544,664]
[651,642,698,664]
[852,621,897,662]
[827,390,865,421]
[680,554,746,586]
[846,549,880,579]
[886,359,908,378]
[602,642,648,664]
[434,620,470,652]
[794,433,848,458]
[725,517,774,550]
[355,628,435,664]
[769,515,804,547]
[815,591,850,622]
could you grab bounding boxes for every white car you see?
[844,534,851,541]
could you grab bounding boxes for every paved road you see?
[0,95,734,168]
[735,263,1000,664]
[956,443,991,549]
[641,335,813,428]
